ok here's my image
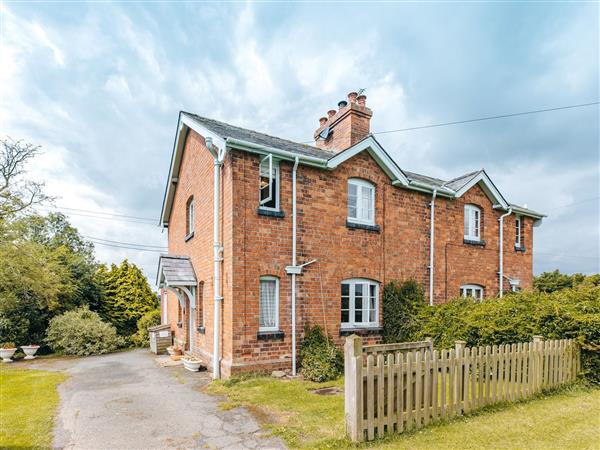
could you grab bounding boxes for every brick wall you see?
[165,129,535,376]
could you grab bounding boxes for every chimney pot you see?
[348,92,358,103]
[319,117,327,126]
[327,109,336,118]
[337,100,348,110]
[357,95,367,106]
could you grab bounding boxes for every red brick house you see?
[156,92,545,378]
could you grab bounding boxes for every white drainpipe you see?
[498,207,513,298]
[291,156,299,376]
[207,137,226,379]
[429,189,437,306]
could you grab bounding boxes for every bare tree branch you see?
[0,137,52,218]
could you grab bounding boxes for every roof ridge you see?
[444,169,482,185]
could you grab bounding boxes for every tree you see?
[0,137,51,218]
[534,270,587,293]
[98,260,158,337]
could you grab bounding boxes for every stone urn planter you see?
[182,356,203,372]
[21,345,40,360]
[0,344,17,363]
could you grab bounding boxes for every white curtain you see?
[260,279,277,329]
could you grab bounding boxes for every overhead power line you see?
[83,235,167,250]
[53,205,156,222]
[87,239,166,253]
[302,101,598,142]
[36,207,157,226]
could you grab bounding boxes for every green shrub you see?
[45,307,125,356]
[299,325,343,382]
[131,309,161,347]
[405,281,600,383]
[382,279,425,344]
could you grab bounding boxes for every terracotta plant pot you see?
[0,348,17,363]
[21,345,40,360]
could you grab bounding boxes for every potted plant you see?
[20,344,40,360]
[1,342,18,363]
[181,356,203,372]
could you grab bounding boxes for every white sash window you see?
[259,276,279,331]
[348,179,375,225]
[464,204,481,241]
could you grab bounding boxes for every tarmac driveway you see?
[33,349,284,449]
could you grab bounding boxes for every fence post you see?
[345,335,363,442]
[532,335,544,392]
[454,341,466,411]
[425,337,434,353]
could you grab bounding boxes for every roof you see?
[160,112,545,225]
[404,171,448,189]
[156,255,197,287]
[443,170,482,191]
[182,112,335,160]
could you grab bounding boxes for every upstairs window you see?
[464,204,481,241]
[348,179,375,225]
[460,284,484,300]
[259,155,279,210]
[515,216,522,248]
[259,276,279,332]
[341,279,379,328]
[186,197,195,237]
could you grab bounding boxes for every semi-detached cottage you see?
[156,92,545,379]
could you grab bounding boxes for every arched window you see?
[341,278,379,328]
[186,196,195,238]
[347,178,375,225]
[259,276,279,332]
[464,204,481,241]
[460,284,484,300]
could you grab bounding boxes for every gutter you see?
[429,189,437,306]
[498,207,513,298]
[226,138,328,168]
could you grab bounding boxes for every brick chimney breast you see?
[314,92,373,151]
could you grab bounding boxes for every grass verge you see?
[0,367,67,448]
[205,376,600,449]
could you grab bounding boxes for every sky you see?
[1,1,598,286]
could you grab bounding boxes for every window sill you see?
[464,238,486,247]
[346,220,380,233]
[257,330,285,340]
[257,208,285,219]
[339,327,382,337]
[184,232,194,242]
[197,326,205,334]
[514,246,526,253]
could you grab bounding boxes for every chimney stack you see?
[314,91,373,151]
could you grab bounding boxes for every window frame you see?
[259,156,280,212]
[186,197,195,237]
[347,178,376,226]
[259,276,280,332]
[340,278,380,329]
[460,284,484,301]
[515,216,522,248]
[464,204,481,241]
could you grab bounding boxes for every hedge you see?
[383,279,600,383]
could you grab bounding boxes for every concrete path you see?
[32,349,284,449]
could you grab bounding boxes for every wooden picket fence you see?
[344,336,580,442]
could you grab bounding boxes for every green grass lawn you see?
[0,367,67,448]
[206,376,600,449]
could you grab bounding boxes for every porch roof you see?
[156,255,197,287]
